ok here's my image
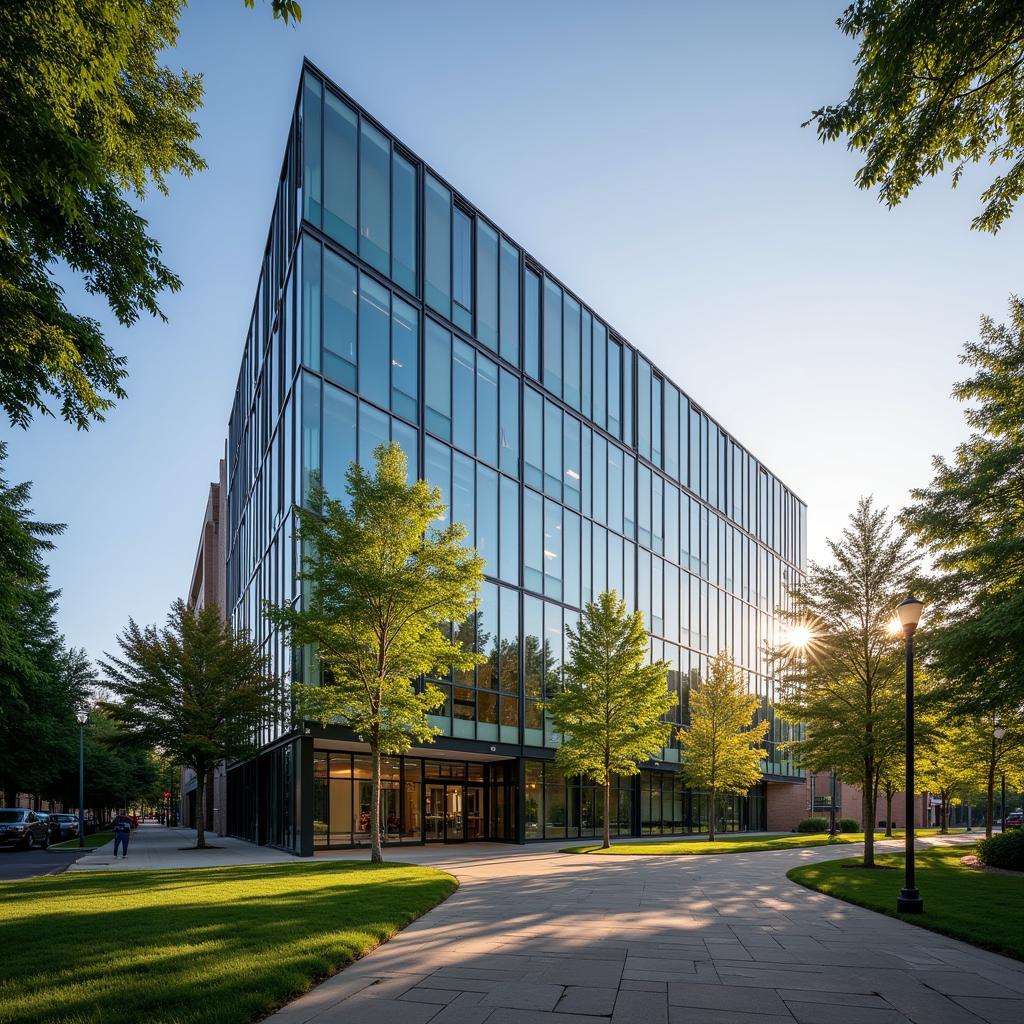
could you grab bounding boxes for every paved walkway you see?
[263,834,1022,1024]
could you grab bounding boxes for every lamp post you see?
[828,770,838,838]
[76,708,88,848]
[994,726,1006,833]
[896,595,924,914]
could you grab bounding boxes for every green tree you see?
[267,444,484,864]
[918,714,981,834]
[904,298,1024,712]
[810,1,1024,232]
[545,591,675,850]
[776,498,917,867]
[101,600,275,848]
[0,1,298,430]
[958,708,1024,839]
[679,651,769,842]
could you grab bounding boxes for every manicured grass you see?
[787,844,1024,961]
[51,830,113,849]
[0,861,457,1024]
[562,828,963,855]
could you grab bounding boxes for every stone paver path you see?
[265,834,1023,1024]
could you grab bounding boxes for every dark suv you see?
[50,813,80,840]
[1004,809,1024,830]
[0,809,51,849]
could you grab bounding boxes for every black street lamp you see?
[76,708,88,849]
[896,595,924,914]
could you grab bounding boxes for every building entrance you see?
[424,783,485,842]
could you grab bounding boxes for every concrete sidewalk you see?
[67,823,296,871]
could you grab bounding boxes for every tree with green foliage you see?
[0,0,299,430]
[904,298,1024,714]
[776,498,917,867]
[810,1,1024,232]
[102,600,275,848]
[956,707,1024,839]
[679,651,769,841]
[545,591,675,850]
[267,443,484,864]
[918,713,981,834]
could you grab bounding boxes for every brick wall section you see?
[767,773,929,831]
[766,781,808,831]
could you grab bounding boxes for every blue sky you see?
[4,0,1021,663]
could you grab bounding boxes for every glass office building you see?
[222,62,807,855]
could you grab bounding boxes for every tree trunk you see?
[369,734,382,864]
[862,767,874,868]
[709,786,716,842]
[602,780,611,849]
[940,791,948,834]
[885,791,893,837]
[195,765,207,849]
[986,754,996,840]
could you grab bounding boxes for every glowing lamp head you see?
[76,708,88,725]
[994,726,1006,740]
[895,595,924,634]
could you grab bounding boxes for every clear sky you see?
[4,0,1020,664]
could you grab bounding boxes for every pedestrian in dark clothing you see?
[113,815,131,857]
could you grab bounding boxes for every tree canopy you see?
[102,600,275,847]
[904,298,1024,711]
[545,590,675,849]
[776,497,917,866]
[0,0,298,429]
[679,651,768,842]
[810,1,1024,232]
[268,443,484,861]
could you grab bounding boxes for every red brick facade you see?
[766,774,929,831]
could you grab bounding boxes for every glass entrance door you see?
[445,785,464,840]
[466,785,484,840]
[425,784,445,842]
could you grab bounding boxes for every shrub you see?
[977,830,1024,872]
[797,817,830,833]
[838,818,859,833]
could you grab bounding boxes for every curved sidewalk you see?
[266,833,1022,1024]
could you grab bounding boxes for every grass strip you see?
[0,860,457,1024]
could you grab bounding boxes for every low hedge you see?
[796,817,830,833]
[838,818,859,833]
[976,829,1024,872]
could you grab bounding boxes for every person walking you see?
[112,814,132,857]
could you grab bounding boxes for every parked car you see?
[34,812,63,845]
[50,813,80,840]
[1005,809,1024,830]
[0,808,50,850]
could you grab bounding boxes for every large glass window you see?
[563,296,581,411]
[425,320,451,439]
[499,475,519,585]
[425,175,451,317]
[453,339,475,454]
[452,207,473,333]
[322,91,356,249]
[608,443,623,534]
[322,251,357,390]
[581,310,592,420]
[391,151,417,294]
[358,122,389,273]
[524,488,543,592]
[592,319,607,429]
[608,337,621,438]
[593,434,607,523]
[302,74,322,227]
[623,346,633,448]
[323,382,356,500]
[665,385,680,481]
[524,387,543,490]
[652,374,663,468]
[543,278,562,397]
[476,221,498,351]
[637,357,652,461]
[499,239,519,366]
[301,235,321,372]
[358,274,389,408]
[390,298,417,422]
[476,355,498,465]
[358,402,389,467]
[563,414,581,511]
[544,498,562,600]
[477,465,498,579]
[544,399,562,499]
[452,453,474,545]
[424,438,451,525]
[499,369,519,476]
[524,269,540,380]
[564,509,581,609]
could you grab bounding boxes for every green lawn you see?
[787,844,1024,961]
[562,828,963,855]
[51,830,113,849]
[0,861,457,1024]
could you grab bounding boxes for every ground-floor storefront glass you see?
[312,750,517,849]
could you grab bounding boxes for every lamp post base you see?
[897,889,924,914]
